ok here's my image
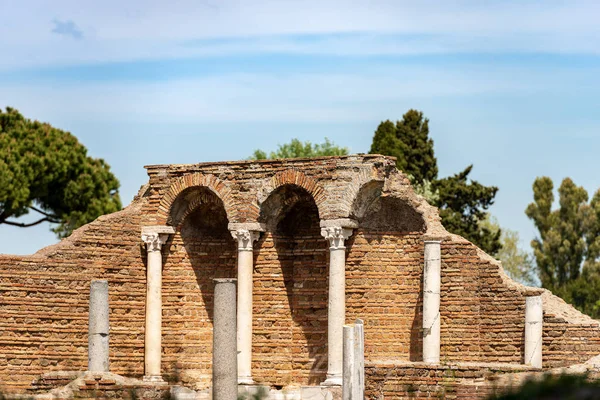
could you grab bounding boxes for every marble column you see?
[229,224,263,385]
[88,280,109,372]
[320,219,356,386]
[141,226,174,382]
[423,240,441,364]
[342,324,355,400]
[213,278,238,400]
[525,295,543,368]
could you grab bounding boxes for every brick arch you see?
[258,169,327,218]
[338,167,383,220]
[157,173,238,226]
[348,179,385,221]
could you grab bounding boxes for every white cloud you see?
[1,62,593,124]
[0,0,599,69]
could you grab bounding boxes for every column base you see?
[237,376,255,385]
[320,374,342,386]
[143,375,166,384]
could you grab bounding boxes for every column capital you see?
[231,229,261,251]
[141,226,175,252]
[321,226,354,250]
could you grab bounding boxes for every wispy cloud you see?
[51,18,83,39]
[1,60,595,124]
[0,0,597,70]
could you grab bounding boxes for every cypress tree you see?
[369,109,501,255]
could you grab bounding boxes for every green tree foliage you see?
[369,109,501,255]
[370,110,437,183]
[526,177,600,317]
[526,177,599,288]
[0,107,122,238]
[436,166,501,254]
[481,216,537,286]
[251,138,348,160]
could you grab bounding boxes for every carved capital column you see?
[229,222,264,385]
[141,226,174,382]
[320,219,357,386]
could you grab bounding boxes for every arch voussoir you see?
[157,172,238,226]
[263,170,326,218]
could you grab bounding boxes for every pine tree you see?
[436,166,501,255]
[369,109,501,255]
[0,107,121,238]
[370,111,437,183]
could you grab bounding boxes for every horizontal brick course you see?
[1,155,599,398]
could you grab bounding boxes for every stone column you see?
[342,324,355,400]
[525,295,543,368]
[353,319,365,400]
[320,219,357,386]
[229,223,263,385]
[141,226,174,382]
[423,240,441,364]
[88,280,109,372]
[213,278,238,400]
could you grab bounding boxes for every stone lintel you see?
[214,278,238,284]
[523,288,545,297]
[320,218,359,229]
[141,225,176,235]
[422,235,444,243]
[228,222,266,232]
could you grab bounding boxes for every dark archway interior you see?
[162,187,235,389]
[255,185,328,386]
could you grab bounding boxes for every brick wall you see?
[364,361,534,399]
[1,155,600,395]
[0,203,147,390]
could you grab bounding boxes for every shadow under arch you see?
[256,184,328,386]
[346,181,427,362]
[162,186,236,389]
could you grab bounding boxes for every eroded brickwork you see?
[0,204,147,390]
[1,155,599,398]
[365,361,534,399]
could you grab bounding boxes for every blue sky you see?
[0,0,599,255]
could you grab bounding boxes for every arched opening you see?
[254,184,328,386]
[162,186,236,389]
[346,182,426,362]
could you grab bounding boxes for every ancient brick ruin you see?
[1,155,600,399]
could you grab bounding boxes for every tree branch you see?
[29,205,60,220]
[2,217,59,227]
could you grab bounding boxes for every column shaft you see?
[237,249,253,384]
[423,240,441,364]
[231,228,261,385]
[327,247,346,383]
[88,280,109,372]
[213,278,238,400]
[145,248,163,378]
[525,296,543,368]
[353,319,365,400]
[142,231,170,382]
[342,324,355,400]
[321,225,354,386]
